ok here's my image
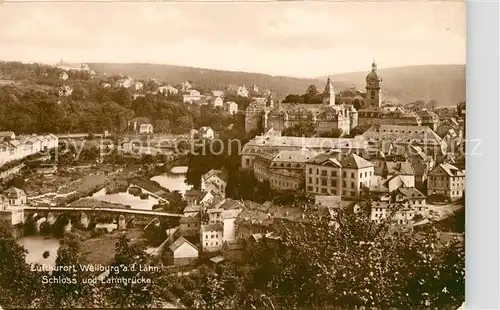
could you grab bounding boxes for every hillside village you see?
[0,59,465,309]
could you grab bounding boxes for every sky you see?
[0,0,465,78]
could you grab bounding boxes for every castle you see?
[245,62,383,135]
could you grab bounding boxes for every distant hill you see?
[322,65,465,107]
[87,63,465,106]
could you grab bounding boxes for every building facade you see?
[305,152,375,198]
[427,163,465,201]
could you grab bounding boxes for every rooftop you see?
[397,187,426,199]
[436,163,465,177]
[341,153,375,169]
[202,169,229,182]
[201,223,223,232]
[385,161,415,175]
[169,236,198,252]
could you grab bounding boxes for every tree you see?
[48,233,91,307]
[0,229,44,308]
[318,128,343,138]
[306,85,319,96]
[282,123,316,137]
[104,235,158,308]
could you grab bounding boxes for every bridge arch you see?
[144,218,160,231]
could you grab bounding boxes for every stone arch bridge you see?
[23,206,183,231]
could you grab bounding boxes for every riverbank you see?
[26,157,189,207]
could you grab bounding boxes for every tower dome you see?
[366,61,380,83]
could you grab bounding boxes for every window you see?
[343,172,346,177]
[321,188,327,193]
[321,170,327,176]
[351,173,355,178]
[351,182,354,188]
[308,177,312,183]
[309,168,312,174]
[332,171,337,177]
[332,180,337,187]
[211,234,214,238]
[360,173,362,178]
[343,181,346,187]
[307,186,313,191]
[371,91,375,100]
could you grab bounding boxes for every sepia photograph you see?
[0,0,465,309]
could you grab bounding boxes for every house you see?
[0,193,24,227]
[129,117,153,135]
[370,201,419,225]
[211,90,225,97]
[427,163,465,201]
[268,148,319,191]
[59,72,69,81]
[211,96,224,108]
[306,152,375,198]
[158,84,178,95]
[116,77,133,88]
[225,101,238,115]
[134,81,144,91]
[182,89,202,103]
[184,189,204,206]
[198,126,214,139]
[179,215,201,236]
[3,187,27,206]
[394,188,428,217]
[168,236,199,265]
[200,223,224,252]
[201,169,228,198]
[139,124,154,134]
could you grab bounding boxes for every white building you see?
[211,97,224,108]
[158,85,179,95]
[134,81,144,91]
[201,223,223,252]
[225,101,238,115]
[169,236,199,265]
[59,72,69,81]
[201,169,228,198]
[3,187,27,206]
[139,124,154,134]
[182,89,202,103]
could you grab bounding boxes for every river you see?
[151,165,192,195]
[90,166,191,210]
[17,236,61,267]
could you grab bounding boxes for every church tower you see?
[365,61,382,107]
[322,76,335,106]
